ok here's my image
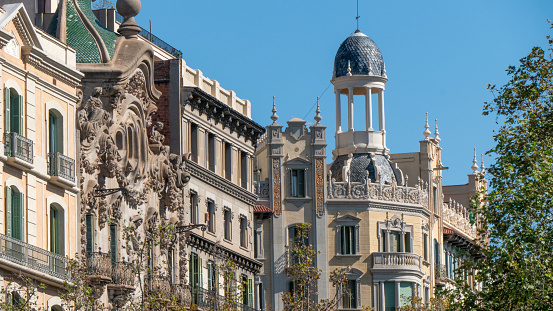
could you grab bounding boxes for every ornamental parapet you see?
[443,199,477,240]
[328,172,428,209]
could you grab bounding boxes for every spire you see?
[434,119,441,142]
[480,154,486,175]
[270,96,279,124]
[347,60,352,76]
[314,96,322,124]
[471,148,479,173]
[423,112,431,138]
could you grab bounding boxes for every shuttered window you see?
[341,226,357,255]
[6,187,24,241]
[110,225,117,262]
[247,278,254,307]
[5,89,23,134]
[291,169,305,197]
[86,215,94,253]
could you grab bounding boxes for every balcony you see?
[435,263,449,286]
[109,261,135,291]
[0,233,68,281]
[192,286,256,311]
[371,252,423,278]
[85,252,112,283]
[48,152,76,187]
[4,132,33,169]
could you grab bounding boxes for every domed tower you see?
[330,30,404,185]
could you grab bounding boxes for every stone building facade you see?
[254,29,485,311]
[0,3,82,310]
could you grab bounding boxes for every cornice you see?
[188,232,262,274]
[21,45,83,88]
[182,86,265,146]
[185,159,257,206]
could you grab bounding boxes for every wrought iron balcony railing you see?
[0,233,67,280]
[435,263,448,280]
[48,152,75,182]
[85,252,112,282]
[4,132,33,164]
[111,261,134,287]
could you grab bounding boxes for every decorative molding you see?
[315,158,325,217]
[272,158,282,216]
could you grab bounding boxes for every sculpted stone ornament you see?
[77,88,113,145]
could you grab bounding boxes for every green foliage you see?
[281,223,372,311]
[447,21,553,311]
[0,274,46,311]
[398,296,449,311]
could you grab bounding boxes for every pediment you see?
[336,214,361,223]
[0,4,43,49]
[284,157,310,166]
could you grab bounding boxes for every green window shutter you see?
[5,89,10,133]
[86,215,93,253]
[10,94,19,134]
[207,262,212,290]
[5,187,11,237]
[248,279,253,307]
[49,112,57,155]
[110,225,117,262]
[12,191,21,240]
[50,206,58,254]
[18,95,23,135]
[198,257,203,289]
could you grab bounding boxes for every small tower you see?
[331,29,388,157]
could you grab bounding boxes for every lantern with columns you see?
[332,29,388,158]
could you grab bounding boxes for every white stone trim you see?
[4,77,23,95]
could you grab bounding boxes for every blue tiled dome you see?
[333,30,385,78]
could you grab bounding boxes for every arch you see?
[286,223,309,247]
[45,100,67,155]
[47,296,63,311]
[4,79,23,135]
[46,195,67,256]
[5,178,24,241]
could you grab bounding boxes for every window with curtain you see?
[86,215,94,253]
[6,186,24,241]
[290,169,305,197]
[5,88,23,134]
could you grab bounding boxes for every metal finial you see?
[270,96,278,124]
[471,148,478,173]
[347,60,352,76]
[434,119,441,142]
[356,0,360,31]
[314,97,322,124]
[423,112,431,138]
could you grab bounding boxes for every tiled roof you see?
[254,205,273,213]
[443,227,455,234]
[334,30,385,78]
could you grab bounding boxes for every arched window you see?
[48,110,63,155]
[51,306,64,311]
[50,204,64,255]
[5,88,23,134]
[6,186,24,241]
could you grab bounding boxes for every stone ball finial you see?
[423,112,431,138]
[270,96,279,124]
[116,0,142,38]
[314,96,322,124]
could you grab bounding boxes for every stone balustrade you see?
[328,172,429,209]
[443,199,477,239]
[372,252,422,272]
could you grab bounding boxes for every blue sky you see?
[136,0,552,186]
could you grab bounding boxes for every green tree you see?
[447,21,553,311]
[282,223,372,311]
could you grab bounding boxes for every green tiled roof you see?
[47,0,118,63]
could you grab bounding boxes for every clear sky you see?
[136,0,552,186]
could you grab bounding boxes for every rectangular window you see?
[86,215,94,253]
[390,231,400,252]
[247,278,254,307]
[224,143,232,181]
[110,225,117,262]
[435,240,441,265]
[190,191,198,224]
[190,253,200,305]
[433,186,438,214]
[291,169,305,197]
[341,226,356,255]
[207,201,215,233]
[342,280,357,308]
[384,281,395,311]
[404,231,411,253]
[254,230,259,258]
[208,133,215,172]
[423,233,428,261]
[240,217,247,248]
[259,283,264,310]
[224,209,232,241]
[425,286,430,302]
[399,282,413,307]
[190,123,198,163]
[241,152,248,189]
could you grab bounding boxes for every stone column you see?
[366,87,373,131]
[395,281,401,307]
[348,87,354,131]
[335,90,341,133]
[378,89,385,131]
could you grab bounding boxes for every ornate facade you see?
[254,29,485,311]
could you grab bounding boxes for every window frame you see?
[240,215,248,248]
[338,268,362,310]
[377,216,414,253]
[224,208,232,241]
[336,215,361,256]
